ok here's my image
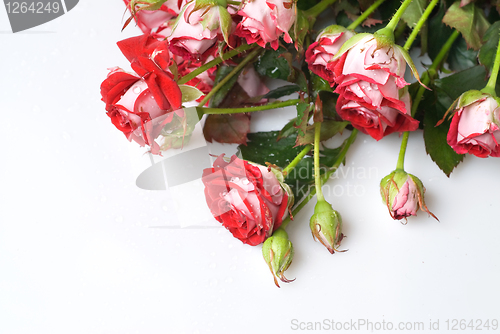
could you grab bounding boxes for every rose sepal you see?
[309,199,345,254]
[330,33,371,62]
[262,228,295,287]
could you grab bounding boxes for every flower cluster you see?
[100,0,500,288]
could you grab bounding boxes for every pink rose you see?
[123,0,183,34]
[167,2,227,61]
[447,92,500,158]
[235,0,296,50]
[101,35,183,154]
[202,155,292,246]
[380,170,437,222]
[334,35,419,140]
[305,25,355,85]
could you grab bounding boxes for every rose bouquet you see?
[101,0,500,287]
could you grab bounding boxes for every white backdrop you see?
[1,1,499,333]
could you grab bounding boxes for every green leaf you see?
[218,6,232,45]
[427,1,454,62]
[448,36,478,71]
[208,65,241,108]
[238,131,303,168]
[296,0,318,11]
[478,21,500,73]
[263,85,300,99]
[293,10,310,54]
[311,73,332,96]
[318,91,340,120]
[295,120,349,146]
[237,131,345,201]
[294,103,311,137]
[442,1,490,50]
[422,88,465,177]
[254,47,292,81]
[203,113,250,144]
[433,65,488,99]
[420,66,487,175]
[179,85,204,103]
[401,0,427,28]
[277,118,298,140]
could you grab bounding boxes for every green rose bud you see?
[262,228,294,288]
[380,169,438,223]
[309,199,344,254]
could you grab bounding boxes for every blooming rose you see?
[101,35,182,154]
[235,0,296,50]
[380,170,437,222]
[305,25,355,85]
[123,0,184,34]
[202,155,293,246]
[168,2,230,61]
[447,91,500,158]
[333,35,419,140]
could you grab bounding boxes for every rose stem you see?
[402,0,439,51]
[280,129,358,229]
[197,98,302,115]
[346,0,386,30]
[385,0,414,32]
[197,48,262,107]
[481,34,500,97]
[304,0,338,20]
[282,145,313,176]
[177,43,256,85]
[313,121,325,202]
[395,30,460,171]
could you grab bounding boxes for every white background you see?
[1,1,499,333]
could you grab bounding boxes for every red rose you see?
[167,2,231,61]
[123,0,186,34]
[234,0,296,50]
[202,155,292,246]
[305,25,354,86]
[100,35,183,154]
[447,91,500,158]
[333,35,419,140]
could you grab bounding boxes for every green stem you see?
[304,0,338,19]
[282,145,313,176]
[313,121,324,202]
[396,132,409,171]
[403,0,439,51]
[197,48,261,107]
[197,99,302,115]
[280,129,358,229]
[347,0,386,30]
[482,34,500,97]
[177,43,255,85]
[385,0,414,32]
[395,30,460,171]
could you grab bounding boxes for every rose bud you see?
[168,0,233,61]
[305,25,355,86]
[234,0,296,50]
[202,155,294,246]
[309,199,344,254]
[262,227,295,288]
[380,170,438,222]
[446,90,500,158]
[333,34,420,140]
